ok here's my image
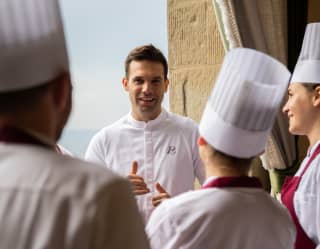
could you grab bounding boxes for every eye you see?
[152,78,161,84]
[133,78,144,85]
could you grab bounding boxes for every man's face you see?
[122,60,169,121]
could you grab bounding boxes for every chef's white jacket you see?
[85,109,205,222]
[294,140,320,248]
[0,143,150,249]
[146,182,296,249]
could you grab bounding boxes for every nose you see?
[282,101,289,113]
[142,81,152,94]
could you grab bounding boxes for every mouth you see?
[138,97,156,105]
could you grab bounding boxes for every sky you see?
[59,0,168,130]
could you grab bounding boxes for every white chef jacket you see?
[294,140,320,248]
[85,109,205,222]
[146,181,296,249]
[0,143,150,249]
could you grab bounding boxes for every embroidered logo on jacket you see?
[167,146,176,155]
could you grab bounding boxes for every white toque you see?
[291,23,320,84]
[199,48,291,158]
[0,0,69,92]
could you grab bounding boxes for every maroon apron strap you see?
[281,144,320,249]
[0,125,51,148]
[202,176,263,189]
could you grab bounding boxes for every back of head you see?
[199,48,291,159]
[125,44,168,79]
[0,0,69,93]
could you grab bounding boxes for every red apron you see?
[0,125,50,148]
[202,176,262,189]
[281,144,320,249]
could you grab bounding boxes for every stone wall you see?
[167,0,225,123]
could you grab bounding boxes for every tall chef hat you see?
[199,48,290,158]
[0,0,69,92]
[291,23,320,84]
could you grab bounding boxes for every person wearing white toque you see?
[146,48,296,249]
[0,1,149,249]
[282,22,320,249]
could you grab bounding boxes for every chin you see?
[289,125,305,136]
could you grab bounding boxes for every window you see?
[58,0,168,157]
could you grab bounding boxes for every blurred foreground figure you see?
[146,48,296,249]
[0,1,149,249]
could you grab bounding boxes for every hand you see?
[152,182,171,207]
[127,161,150,195]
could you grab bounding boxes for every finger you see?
[129,179,148,188]
[131,161,138,174]
[152,194,170,202]
[134,189,150,195]
[152,199,163,207]
[128,174,145,182]
[155,182,167,194]
[133,185,150,191]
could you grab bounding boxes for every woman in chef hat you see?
[282,22,320,249]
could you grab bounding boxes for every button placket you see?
[144,126,154,210]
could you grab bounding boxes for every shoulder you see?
[3,145,129,201]
[165,110,199,131]
[53,152,125,192]
[147,189,211,231]
[89,115,129,143]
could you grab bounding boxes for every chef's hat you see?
[291,23,320,84]
[0,0,69,92]
[199,48,290,158]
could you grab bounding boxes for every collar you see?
[307,140,320,157]
[127,108,168,129]
[202,176,263,189]
[0,125,54,149]
[202,176,218,187]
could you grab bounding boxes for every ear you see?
[51,73,72,112]
[164,78,169,92]
[122,77,129,91]
[197,136,207,146]
[313,86,320,107]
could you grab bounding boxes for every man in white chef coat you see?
[146,48,296,249]
[0,1,149,249]
[85,44,205,223]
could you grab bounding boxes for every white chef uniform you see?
[282,22,320,249]
[146,48,296,249]
[85,108,205,222]
[0,1,149,248]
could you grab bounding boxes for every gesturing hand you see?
[152,182,171,207]
[127,161,150,195]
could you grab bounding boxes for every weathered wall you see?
[167,0,225,123]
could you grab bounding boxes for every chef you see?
[146,48,296,249]
[0,0,149,248]
[282,22,320,249]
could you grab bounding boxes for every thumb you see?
[131,161,138,174]
[156,182,167,194]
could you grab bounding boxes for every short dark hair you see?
[214,149,254,168]
[125,44,168,79]
[0,77,58,114]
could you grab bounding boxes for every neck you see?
[205,161,249,178]
[307,120,320,149]
[131,108,162,122]
[0,109,56,145]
